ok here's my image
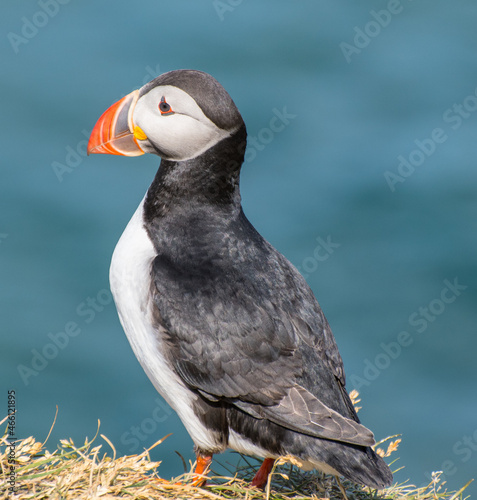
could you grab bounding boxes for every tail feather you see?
[227,405,393,488]
[285,433,393,488]
[323,442,392,488]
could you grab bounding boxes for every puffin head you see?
[87,70,245,162]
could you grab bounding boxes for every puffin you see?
[87,70,393,490]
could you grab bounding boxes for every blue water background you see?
[1,0,476,494]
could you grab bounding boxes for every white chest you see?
[109,198,218,451]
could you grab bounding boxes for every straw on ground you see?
[0,401,473,500]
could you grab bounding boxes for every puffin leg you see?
[250,458,276,489]
[192,453,213,487]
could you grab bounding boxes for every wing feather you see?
[235,385,374,446]
[150,219,371,446]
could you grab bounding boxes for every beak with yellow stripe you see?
[87,89,148,156]
[88,71,244,162]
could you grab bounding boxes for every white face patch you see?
[133,85,235,161]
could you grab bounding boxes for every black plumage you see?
[143,136,391,487]
[89,70,393,489]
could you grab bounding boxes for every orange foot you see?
[251,458,275,489]
[191,453,213,487]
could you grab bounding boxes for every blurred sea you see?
[1,1,476,494]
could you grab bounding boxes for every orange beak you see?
[87,90,145,156]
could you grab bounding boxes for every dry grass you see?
[0,402,473,500]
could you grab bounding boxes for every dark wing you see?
[150,252,301,406]
[235,385,374,446]
[150,228,374,446]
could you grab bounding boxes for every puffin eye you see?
[159,96,173,115]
